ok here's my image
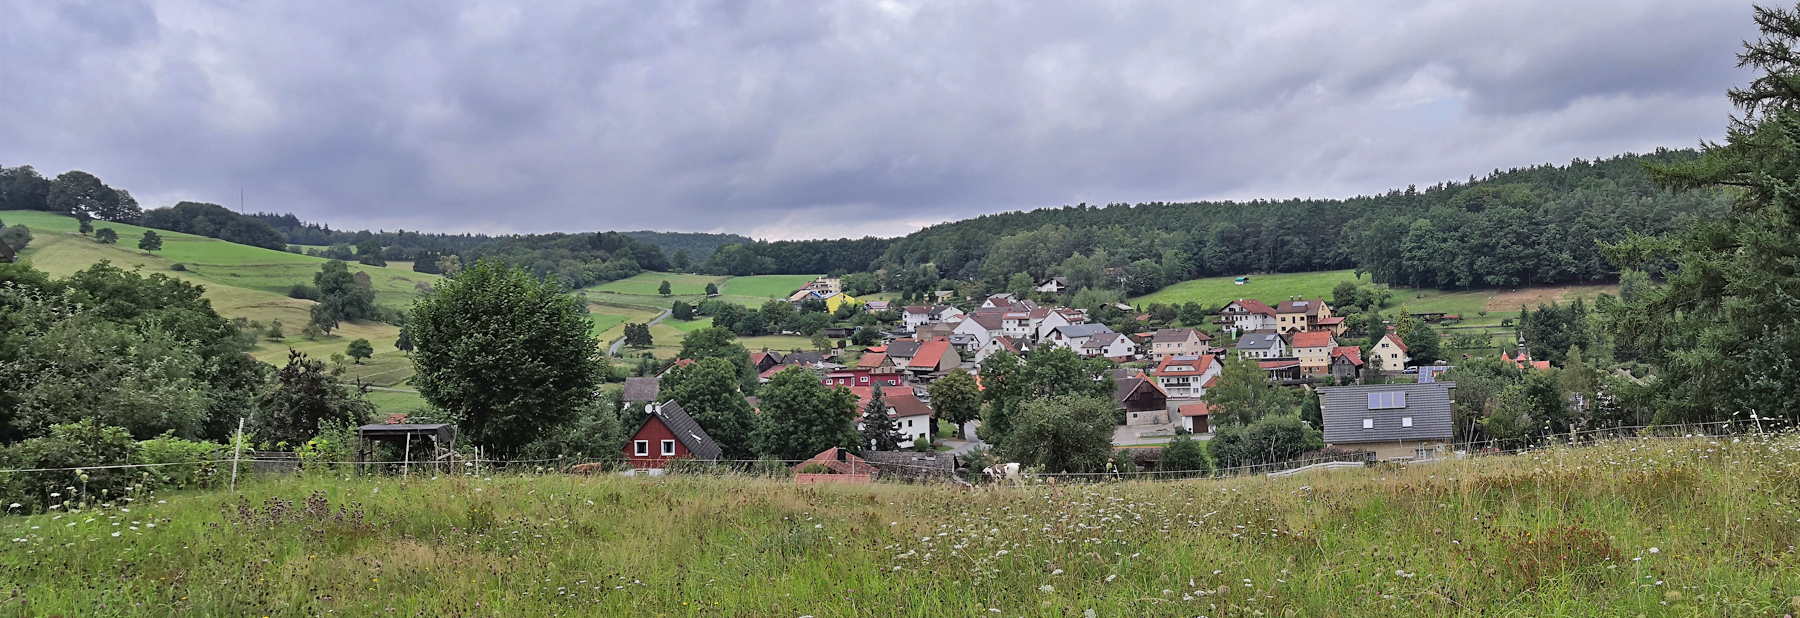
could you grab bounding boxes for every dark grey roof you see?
[1317,382,1456,445]
[886,340,922,358]
[1083,332,1125,348]
[1234,332,1282,350]
[1050,323,1115,339]
[622,377,661,402]
[1151,328,1195,343]
[645,400,722,461]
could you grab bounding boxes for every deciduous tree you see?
[409,259,603,454]
[928,369,980,439]
[752,366,860,460]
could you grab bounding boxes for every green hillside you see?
[3,210,435,412]
[1131,269,1370,308]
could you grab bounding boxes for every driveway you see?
[942,420,987,455]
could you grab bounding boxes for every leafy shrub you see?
[0,420,139,512]
[797,462,832,474]
[137,433,223,491]
[169,263,187,272]
[288,283,321,301]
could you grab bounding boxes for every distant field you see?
[721,274,817,301]
[587,303,663,344]
[1132,269,1369,309]
[363,389,427,415]
[736,334,819,354]
[590,272,727,296]
[665,316,715,332]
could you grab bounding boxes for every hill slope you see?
[4,210,434,409]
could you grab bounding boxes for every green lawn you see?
[720,274,819,301]
[5,435,1796,615]
[736,334,819,353]
[589,272,727,296]
[364,389,428,415]
[1132,269,1369,309]
[664,316,715,332]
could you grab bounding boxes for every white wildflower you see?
[1038,585,1054,593]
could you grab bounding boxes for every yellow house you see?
[822,292,861,312]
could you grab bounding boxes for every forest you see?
[692,150,1727,297]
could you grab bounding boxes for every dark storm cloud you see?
[0,0,1759,239]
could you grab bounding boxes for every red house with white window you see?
[821,368,905,388]
[623,401,722,471]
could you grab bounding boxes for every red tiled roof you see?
[1178,403,1211,417]
[1258,360,1300,369]
[1226,299,1277,316]
[1316,316,1345,326]
[1383,333,1410,352]
[1290,331,1335,349]
[845,386,933,419]
[1202,376,1218,388]
[910,340,952,369]
[1152,354,1216,377]
[793,447,878,475]
[858,353,887,369]
[1331,346,1363,365]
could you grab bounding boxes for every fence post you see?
[403,436,411,480]
[229,417,245,491]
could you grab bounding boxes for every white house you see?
[902,305,964,331]
[1218,299,1279,335]
[1035,308,1090,342]
[1371,333,1411,370]
[1233,331,1287,359]
[953,313,1002,352]
[1079,332,1137,359]
[1044,323,1117,351]
[1151,354,1223,399]
[1035,277,1068,294]
[850,386,936,449]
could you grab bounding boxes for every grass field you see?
[721,274,818,300]
[5,434,1797,615]
[589,271,728,296]
[1132,269,1370,308]
[5,210,423,363]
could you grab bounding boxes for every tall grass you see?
[3,435,1798,616]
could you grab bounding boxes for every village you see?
[611,274,1543,479]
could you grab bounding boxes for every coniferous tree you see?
[858,384,903,451]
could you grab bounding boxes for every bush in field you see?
[0,420,139,512]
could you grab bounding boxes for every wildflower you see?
[7,503,18,509]
[1039,585,1054,593]
[1648,547,1660,554]
[110,532,120,537]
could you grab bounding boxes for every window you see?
[1416,447,1435,460]
[1367,392,1407,409]
[1362,418,1374,429]
[1401,417,1413,427]
[660,440,676,456]
[634,440,649,456]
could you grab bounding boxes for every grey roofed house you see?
[885,340,922,359]
[1151,328,1199,343]
[640,400,723,461]
[1049,323,1115,339]
[1234,331,1282,350]
[1316,382,1456,460]
[622,377,661,404]
[1082,332,1125,349]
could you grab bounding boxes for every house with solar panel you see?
[1317,382,1456,461]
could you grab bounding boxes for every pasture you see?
[589,271,727,296]
[3,434,1797,616]
[1131,269,1369,309]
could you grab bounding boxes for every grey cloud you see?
[0,0,1759,239]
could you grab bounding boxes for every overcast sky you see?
[0,0,1758,240]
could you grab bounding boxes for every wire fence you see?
[0,418,1788,509]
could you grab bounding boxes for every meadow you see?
[1131,269,1370,309]
[2,434,1796,616]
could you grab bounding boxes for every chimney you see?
[836,449,847,462]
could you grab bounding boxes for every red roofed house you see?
[821,368,905,388]
[623,401,722,473]
[1150,354,1222,400]
[1218,299,1278,335]
[1315,315,1347,336]
[1330,346,1364,383]
[905,339,961,378]
[1289,330,1338,376]
[848,386,936,448]
[1501,350,1552,371]
[1178,403,1211,434]
[1114,371,1170,426]
[1372,333,1411,370]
